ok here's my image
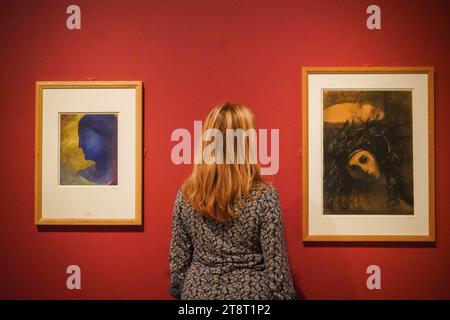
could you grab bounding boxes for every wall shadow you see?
[37,224,144,233]
[303,241,436,248]
[292,274,306,300]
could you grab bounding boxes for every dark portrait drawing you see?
[323,91,414,215]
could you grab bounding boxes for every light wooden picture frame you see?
[302,67,435,242]
[35,81,143,225]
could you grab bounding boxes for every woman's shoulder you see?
[248,183,282,223]
[252,182,279,199]
[248,182,280,210]
[173,188,192,213]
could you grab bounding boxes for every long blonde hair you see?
[182,102,264,221]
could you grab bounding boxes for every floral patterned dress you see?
[169,183,296,300]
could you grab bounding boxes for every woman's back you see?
[169,182,296,300]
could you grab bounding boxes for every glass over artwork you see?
[322,90,414,215]
[59,113,118,186]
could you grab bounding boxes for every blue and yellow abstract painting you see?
[60,113,118,185]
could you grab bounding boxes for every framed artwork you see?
[302,67,435,241]
[35,81,142,225]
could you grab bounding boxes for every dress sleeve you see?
[260,186,296,299]
[169,191,193,299]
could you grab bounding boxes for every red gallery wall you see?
[0,0,449,299]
